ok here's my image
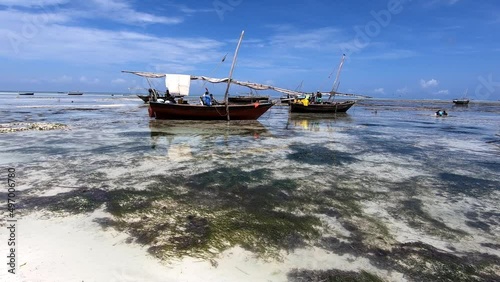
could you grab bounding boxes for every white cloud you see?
[0,0,69,7]
[85,0,183,25]
[112,78,127,84]
[424,0,460,8]
[0,10,224,67]
[51,75,72,83]
[436,89,449,95]
[0,0,182,26]
[420,79,439,88]
[269,27,343,49]
[396,87,409,94]
[374,88,385,94]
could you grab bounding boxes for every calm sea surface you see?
[1,92,499,280]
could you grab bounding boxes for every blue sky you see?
[0,0,499,100]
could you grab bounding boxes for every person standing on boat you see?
[148,88,156,102]
[201,88,212,106]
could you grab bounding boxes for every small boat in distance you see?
[67,91,83,95]
[19,92,34,95]
[453,98,469,105]
[228,94,270,104]
[453,89,469,105]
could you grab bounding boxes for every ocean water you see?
[1,92,499,281]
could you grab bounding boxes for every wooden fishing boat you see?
[19,92,34,95]
[228,95,269,104]
[137,95,151,103]
[288,54,357,113]
[67,91,83,95]
[452,98,469,105]
[453,89,469,105]
[123,31,276,121]
[290,100,355,113]
[148,101,274,120]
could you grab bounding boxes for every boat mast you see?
[224,30,245,121]
[328,54,346,101]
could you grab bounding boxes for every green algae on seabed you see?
[293,242,500,282]
[16,165,500,281]
[19,167,322,260]
[391,198,468,240]
[288,269,385,282]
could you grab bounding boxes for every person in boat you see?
[200,88,212,106]
[435,110,448,116]
[303,94,310,106]
[165,89,176,104]
[148,88,156,102]
[316,91,323,103]
[209,93,219,105]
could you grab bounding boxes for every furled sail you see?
[121,71,166,78]
[165,74,191,96]
[122,70,369,98]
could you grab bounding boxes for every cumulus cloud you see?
[374,88,385,94]
[396,87,409,94]
[436,89,449,95]
[420,79,439,88]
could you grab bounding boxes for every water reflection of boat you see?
[287,113,353,131]
[149,119,270,138]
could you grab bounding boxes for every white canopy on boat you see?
[165,74,191,96]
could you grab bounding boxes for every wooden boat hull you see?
[290,101,355,113]
[137,95,151,103]
[19,92,34,95]
[453,99,469,105]
[149,102,275,120]
[228,96,270,104]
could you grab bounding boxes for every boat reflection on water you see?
[286,113,353,131]
[149,119,270,138]
[148,120,271,156]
